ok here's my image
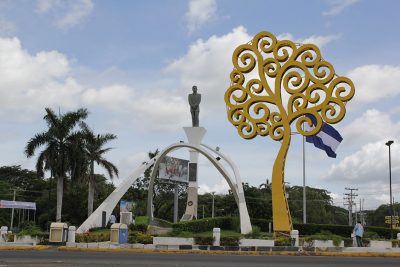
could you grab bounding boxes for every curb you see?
[0,245,49,251]
[58,246,400,257]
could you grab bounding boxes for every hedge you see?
[172,217,238,233]
[251,218,400,239]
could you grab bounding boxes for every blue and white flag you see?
[304,114,343,158]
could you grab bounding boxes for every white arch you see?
[147,142,252,234]
[77,142,252,234]
[77,156,159,233]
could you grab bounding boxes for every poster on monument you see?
[120,200,135,213]
[158,156,189,183]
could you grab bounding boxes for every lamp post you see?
[385,140,394,239]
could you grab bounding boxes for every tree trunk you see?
[88,161,95,217]
[271,125,293,233]
[56,175,63,222]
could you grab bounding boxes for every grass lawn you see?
[135,216,149,225]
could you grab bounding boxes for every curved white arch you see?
[77,156,159,233]
[147,142,252,234]
[77,142,252,234]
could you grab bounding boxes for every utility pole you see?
[344,187,358,226]
[173,183,179,223]
[211,192,215,218]
[10,189,16,230]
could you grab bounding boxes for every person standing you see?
[353,221,364,247]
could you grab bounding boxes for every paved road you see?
[0,250,399,267]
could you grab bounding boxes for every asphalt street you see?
[0,250,399,267]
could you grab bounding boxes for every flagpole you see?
[303,127,307,224]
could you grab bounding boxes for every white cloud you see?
[277,33,342,48]
[0,36,187,130]
[35,0,93,29]
[0,37,82,119]
[167,26,343,116]
[166,26,251,112]
[341,109,400,146]
[82,85,135,112]
[347,65,400,105]
[323,140,399,184]
[198,179,230,195]
[186,0,217,33]
[322,0,359,16]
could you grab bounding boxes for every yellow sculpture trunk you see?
[272,125,292,233]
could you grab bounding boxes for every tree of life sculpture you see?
[224,31,355,233]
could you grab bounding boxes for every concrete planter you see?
[304,240,344,248]
[153,237,194,246]
[369,240,392,248]
[14,235,40,245]
[239,239,274,247]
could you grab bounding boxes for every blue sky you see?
[0,0,399,211]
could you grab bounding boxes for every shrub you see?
[172,217,236,233]
[245,225,261,239]
[129,223,148,233]
[128,232,153,244]
[75,232,110,243]
[275,237,291,246]
[194,236,214,245]
[221,236,239,246]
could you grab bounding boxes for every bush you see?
[275,237,291,246]
[194,236,213,245]
[221,236,239,246]
[250,218,272,232]
[129,223,148,233]
[75,232,110,243]
[245,225,261,239]
[128,232,153,244]
[172,217,237,233]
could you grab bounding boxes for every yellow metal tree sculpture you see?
[224,31,355,233]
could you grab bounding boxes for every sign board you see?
[0,200,36,210]
[385,219,399,224]
[385,215,399,220]
[158,156,189,183]
[120,200,135,213]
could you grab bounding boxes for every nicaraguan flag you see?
[304,114,343,158]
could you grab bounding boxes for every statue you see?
[188,85,201,127]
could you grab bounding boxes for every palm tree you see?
[82,126,119,217]
[25,107,88,222]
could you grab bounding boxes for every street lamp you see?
[385,140,394,239]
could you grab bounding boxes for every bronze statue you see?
[188,85,201,127]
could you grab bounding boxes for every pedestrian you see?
[108,214,116,227]
[353,221,364,247]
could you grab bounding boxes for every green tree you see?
[82,126,119,217]
[25,107,88,222]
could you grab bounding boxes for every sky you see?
[0,0,399,211]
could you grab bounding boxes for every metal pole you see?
[212,192,215,218]
[303,135,307,224]
[173,183,179,223]
[386,140,394,239]
[10,189,16,230]
[389,142,393,239]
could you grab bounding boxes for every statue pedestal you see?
[181,127,206,220]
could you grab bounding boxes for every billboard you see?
[120,200,135,213]
[158,156,189,183]
[0,200,36,210]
